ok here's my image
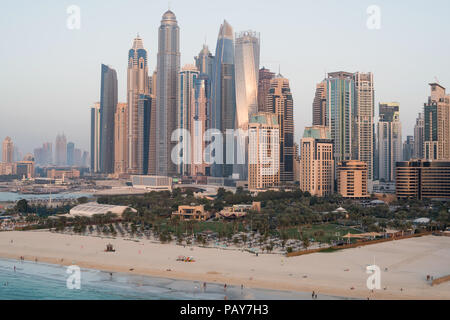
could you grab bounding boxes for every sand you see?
[0,230,449,300]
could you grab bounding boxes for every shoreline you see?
[0,231,449,300]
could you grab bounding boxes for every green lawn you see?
[281,224,362,243]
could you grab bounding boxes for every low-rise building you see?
[216,202,261,219]
[172,205,211,221]
[131,175,172,191]
[337,160,369,199]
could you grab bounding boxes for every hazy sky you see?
[1,0,450,157]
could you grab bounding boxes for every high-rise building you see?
[414,112,424,159]
[257,67,275,113]
[114,103,128,176]
[248,112,280,191]
[34,142,52,166]
[299,126,334,197]
[233,30,260,180]
[2,137,14,163]
[90,102,101,172]
[312,81,327,126]
[191,75,210,177]
[353,72,374,181]
[156,10,180,176]
[326,72,355,164]
[377,102,402,182]
[396,159,450,200]
[266,75,294,183]
[178,65,199,176]
[55,134,67,166]
[67,142,75,166]
[424,83,450,160]
[210,20,236,178]
[403,136,415,161]
[99,64,118,174]
[138,94,152,174]
[127,36,150,174]
[195,45,214,80]
[73,148,82,166]
[148,70,158,175]
[337,160,368,199]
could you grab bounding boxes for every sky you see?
[1,0,450,157]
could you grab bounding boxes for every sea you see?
[0,258,348,300]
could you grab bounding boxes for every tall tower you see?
[67,142,75,166]
[55,134,67,166]
[210,20,236,178]
[195,44,214,80]
[377,102,402,181]
[266,75,294,183]
[127,36,150,174]
[114,102,128,176]
[90,102,101,172]
[156,10,180,176]
[257,67,275,113]
[2,137,14,163]
[326,71,355,164]
[234,30,260,180]
[424,83,450,160]
[353,72,374,181]
[99,64,118,174]
[414,112,424,159]
[178,65,199,176]
[312,81,327,126]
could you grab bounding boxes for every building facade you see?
[156,10,180,176]
[403,135,415,161]
[377,102,402,182]
[114,103,128,176]
[90,102,101,172]
[2,137,13,163]
[312,81,327,126]
[257,67,275,113]
[55,134,67,166]
[337,160,368,199]
[266,75,294,183]
[396,160,450,200]
[414,112,424,159]
[300,126,334,197]
[248,112,280,191]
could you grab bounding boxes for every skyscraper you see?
[67,142,75,166]
[191,75,210,177]
[337,160,368,199]
[138,94,152,174]
[424,83,450,160]
[414,112,424,159]
[195,45,214,80]
[2,137,13,163]
[127,36,150,174]
[257,67,275,113]
[114,102,128,176]
[90,102,101,172]
[99,64,118,174]
[326,72,355,164]
[403,135,415,161]
[178,65,199,176]
[312,81,327,126]
[266,75,294,182]
[377,102,402,182]
[300,126,334,197]
[248,112,280,191]
[234,30,260,180]
[55,134,67,166]
[156,10,180,176]
[210,20,236,178]
[353,72,374,181]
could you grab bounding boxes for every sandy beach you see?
[0,231,449,300]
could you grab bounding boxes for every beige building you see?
[337,160,368,199]
[312,81,327,126]
[248,113,280,191]
[172,205,211,221]
[114,102,128,176]
[2,137,14,163]
[300,126,334,197]
[0,162,16,175]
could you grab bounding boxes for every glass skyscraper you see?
[156,10,180,176]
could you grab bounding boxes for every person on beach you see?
[13,266,16,272]
[312,291,315,299]
[203,282,206,291]
[224,284,227,291]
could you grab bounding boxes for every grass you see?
[281,223,362,243]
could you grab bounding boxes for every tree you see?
[302,237,310,250]
[15,199,29,213]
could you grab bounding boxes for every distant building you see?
[396,159,450,200]
[217,202,261,219]
[16,161,34,179]
[2,137,14,163]
[47,168,80,180]
[300,126,334,197]
[248,113,280,191]
[114,102,128,176]
[337,160,369,199]
[312,81,327,126]
[403,135,415,161]
[257,67,275,113]
[90,102,101,172]
[414,112,424,159]
[55,134,67,166]
[66,142,75,166]
[172,205,212,221]
[377,102,402,182]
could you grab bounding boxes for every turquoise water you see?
[0,192,92,202]
[0,259,347,300]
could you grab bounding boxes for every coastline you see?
[0,231,449,300]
